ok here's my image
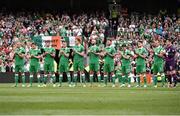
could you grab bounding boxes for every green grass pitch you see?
[0,83,180,115]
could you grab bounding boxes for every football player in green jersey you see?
[72,37,85,87]
[88,38,101,87]
[58,40,70,87]
[151,39,165,87]
[28,43,42,87]
[13,42,26,87]
[120,44,134,87]
[43,41,56,87]
[102,39,116,87]
[134,41,148,87]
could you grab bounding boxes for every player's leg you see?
[79,61,86,87]
[43,64,48,87]
[159,63,166,87]
[19,65,26,87]
[103,63,108,87]
[171,70,177,87]
[120,66,126,87]
[73,62,78,87]
[89,64,94,86]
[13,65,19,87]
[126,65,132,87]
[153,64,158,87]
[111,72,116,87]
[36,65,41,87]
[28,65,34,87]
[58,64,64,87]
[50,63,56,87]
[109,63,115,87]
[141,64,147,87]
[136,65,141,87]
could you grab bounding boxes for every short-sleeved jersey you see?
[104,46,116,64]
[44,47,55,64]
[135,47,148,65]
[29,48,41,65]
[14,47,25,66]
[153,46,165,64]
[73,45,84,62]
[59,47,70,64]
[89,45,100,64]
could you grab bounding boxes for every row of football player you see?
[12,36,177,88]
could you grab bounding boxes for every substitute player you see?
[13,42,26,87]
[28,43,41,87]
[72,36,85,87]
[43,41,56,87]
[151,40,165,87]
[88,38,101,87]
[58,40,70,87]
[134,41,148,87]
[103,39,116,87]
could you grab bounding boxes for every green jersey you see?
[89,45,100,64]
[73,45,84,62]
[14,47,25,66]
[59,47,70,64]
[121,49,133,66]
[44,47,55,64]
[153,46,164,64]
[29,49,41,66]
[135,47,148,65]
[104,46,116,64]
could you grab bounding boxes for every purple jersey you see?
[165,45,176,62]
[165,45,176,71]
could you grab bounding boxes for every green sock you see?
[37,75,41,85]
[161,74,165,86]
[118,75,122,85]
[59,74,63,85]
[122,76,125,84]
[22,74,25,85]
[73,73,77,85]
[15,74,19,86]
[67,73,71,84]
[90,74,93,85]
[29,75,33,86]
[98,74,101,84]
[104,75,107,85]
[143,75,147,85]
[137,76,140,86]
[128,76,131,84]
[52,74,56,84]
[82,74,85,84]
[112,75,116,85]
[44,75,47,84]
